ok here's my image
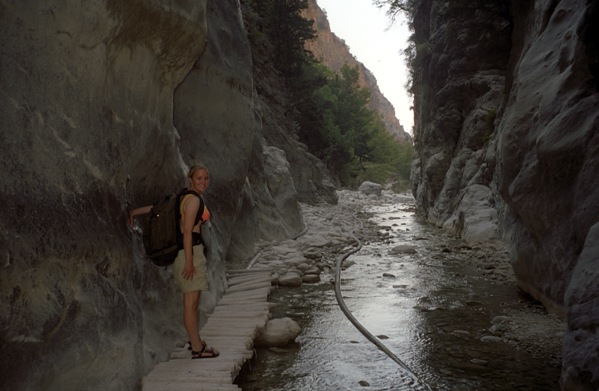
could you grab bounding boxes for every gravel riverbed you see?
[235,190,564,390]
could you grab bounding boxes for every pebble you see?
[480,335,503,343]
[452,330,471,337]
[491,315,511,324]
[389,245,418,254]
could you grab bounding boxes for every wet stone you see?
[278,273,302,287]
[389,245,418,254]
[480,335,503,343]
[302,274,321,284]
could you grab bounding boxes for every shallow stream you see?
[236,198,562,390]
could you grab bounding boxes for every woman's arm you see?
[181,196,200,280]
[128,205,153,227]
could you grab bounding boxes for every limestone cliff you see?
[410,0,599,389]
[0,0,333,389]
[304,0,412,143]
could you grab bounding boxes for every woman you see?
[129,164,219,359]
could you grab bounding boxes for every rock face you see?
[304,0,412,143]
[410,0,599,389]
[0,0,334,389]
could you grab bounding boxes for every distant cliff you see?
[409,1,599,389]
[303,0,411,143]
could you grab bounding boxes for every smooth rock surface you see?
[0,0,334,389]
[255,317,301,348]
[358,181,382,196]
[409,2,599,388]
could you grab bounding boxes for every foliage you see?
[244,0,316,78]
[242,0,413,189]
[295,63,413,188]
[356,120,413,189]
[372,0,418,21]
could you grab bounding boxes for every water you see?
[236,198,562,390]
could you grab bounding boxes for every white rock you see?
[358,181,382,196]
[256,317,301,347]
[278,273,302,287]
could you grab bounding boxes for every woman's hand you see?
[182,262,196,280]
[128,205,153,228]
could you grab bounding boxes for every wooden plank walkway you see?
[142,269,275,391]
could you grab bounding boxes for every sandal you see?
[191,341,219,359]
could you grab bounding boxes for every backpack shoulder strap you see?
[180,190,205,225]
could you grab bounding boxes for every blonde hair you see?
[187,164,209,179]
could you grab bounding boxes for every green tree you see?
[242,0,316,78]
[267,0,316,78]
[243,0,414,189]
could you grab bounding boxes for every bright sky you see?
[315,0,414,134]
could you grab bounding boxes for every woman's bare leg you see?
[183,290,202,351]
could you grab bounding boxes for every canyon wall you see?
[410,0,599,389]
[0,0,333,389]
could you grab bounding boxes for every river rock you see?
[389,245,418,254]
[342,260,356,268]
[480,335,503,343]
[303,248,324,260]
[296,263,312,272]
[256,317,301,348]
[278,273,303,287]
[491,315,511,324]
[304,267,321,275]
[358,181,382,196]
[302,274,321,284]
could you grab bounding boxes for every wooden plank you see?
[226,277,269,286]
[218,292,271,303]
[227,281,273,293]
[226,274,271,282]
[220,286,272,298]
[142,270,275,391]
[227,268,273,275]
[210,304,273,312]
[227,275,273,287]
[144,383,241,391]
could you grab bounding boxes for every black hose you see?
[334,222,432,391]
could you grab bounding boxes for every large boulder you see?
[443,184,498,243]
[358,181,382,196]
[256,317,301,348]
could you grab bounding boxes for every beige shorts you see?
[172,245,208,292]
